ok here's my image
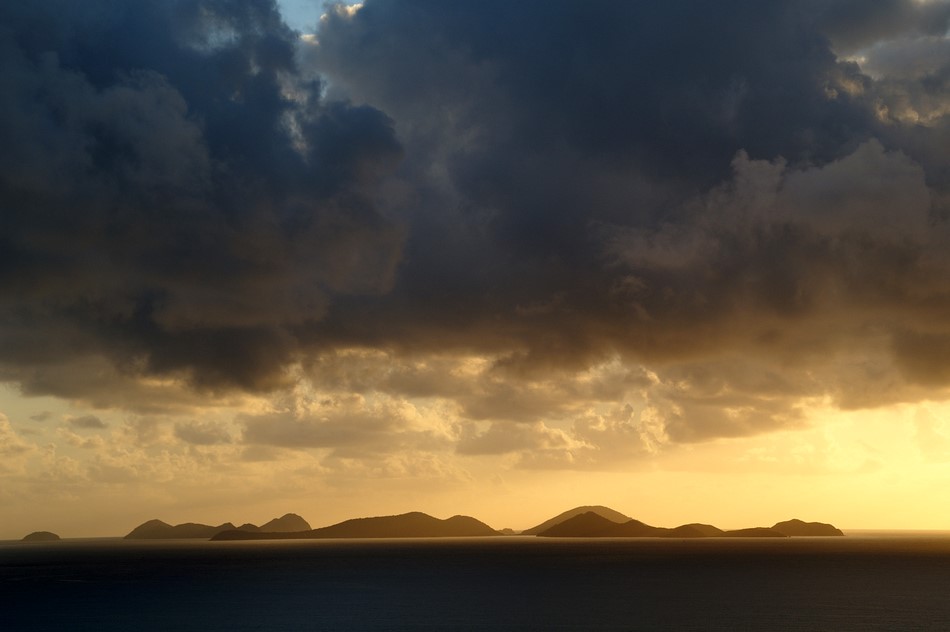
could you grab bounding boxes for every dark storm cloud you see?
[311,0,879,335]
[315,0,906,194]
[305,350,652,424]
[892,330,950,388]
[308,2,950,382]
[304,0,950,442]
[0,0,402,392]
[5,0,950,446]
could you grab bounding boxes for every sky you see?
[4,0,950,539]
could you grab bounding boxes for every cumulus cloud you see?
[914,407,950,462]
[174,420,233,445]
[858,36,950,80]
[0,414,35,458]
[67,415,108,429]
[239,394,451,459]
[456,421,580,456]
[811,0,950,55]
[59,427,107,449]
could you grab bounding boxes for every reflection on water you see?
[4,536,950,630]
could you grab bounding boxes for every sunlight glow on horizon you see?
[5,381,950,538]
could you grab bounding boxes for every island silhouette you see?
[522,505,633,535]
[211,511,498,540]
[125,513,310,539]
[21,531,60,542]
[111,506,843,541]
[534,511,843,538]
[536,512,716,538]
[772,519,844,536]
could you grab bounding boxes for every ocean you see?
[3,535,950,630]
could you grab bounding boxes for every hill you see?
[537,512,630,537]
[678,523,725,536]
[22,531,60,542]
[772,519,844,536]
[522,506,632,535]
[260,513,311,532]
[212,512,499,541]
[664,524,710,538]
[537,513,718,538]
[607,517,668,537]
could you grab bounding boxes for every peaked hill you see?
[212,512,499,541]
[260,513,311,532]
[537,512,627,537]
[538,512,711,538]
[522,505,632,535]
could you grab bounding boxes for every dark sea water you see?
[4,535,950,631]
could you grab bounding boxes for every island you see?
[522,505,633,535]
[21,531,60,542]
[772,519,844,536]
[212,511,499,540]
[536,512,725,538]
[125,513,311,539]
[531,507,842,539]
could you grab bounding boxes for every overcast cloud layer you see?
[4,0,950,470]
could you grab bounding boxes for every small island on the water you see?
[21,531,60,542]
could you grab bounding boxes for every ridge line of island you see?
[19,505,844,541]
